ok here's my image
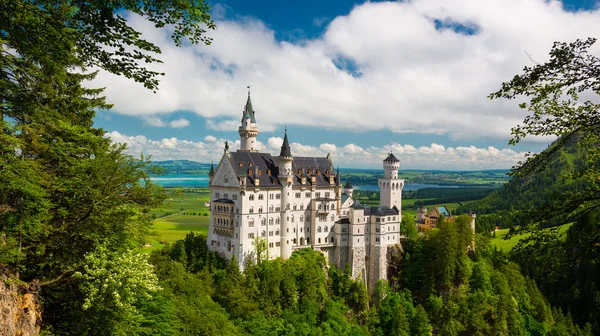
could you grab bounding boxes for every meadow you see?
[142,188,211,253]
[489,223,573,252]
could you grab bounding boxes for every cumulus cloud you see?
[105,131,527,170]
[143,116,166,127]
[91,0,600,142]
[169,118,190,128]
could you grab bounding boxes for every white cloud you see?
[204,135,217,142]
[92,0,600,143]
[143,116,166,127]
[169,118,190,128]
[105,131,528,170]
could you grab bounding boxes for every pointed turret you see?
[241,92,256,123]
[238,87,259,152]
[209,161,215,179]
[336,167,341,185]
[279,128,292,157]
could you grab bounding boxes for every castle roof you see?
[365,205,399,216]
[344,181,353,188]
[209,161,215,177]
[384,152,400,163]
[241,93,256,123]
[229,151,333,188]
[279,129,292,157]
[350,200,364,209]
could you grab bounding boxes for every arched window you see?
[258,206,263,213]
[318,226,322,232]
[249,194,254,201]
[330,215,334,221]
[291,216,295,223]
[286,203,290,210]
[249,207,254,214]
[269,205,274,212]
[261,218,266,226]
[276,217,280,224]
[249,220,255,227]
[300,215,304,222]
[318,204,322,210]
[324,226,328,232]
[269,218,274,225]
[261,230,266,237]
[293,204,297,210]
[331,204,335,210]
[318,238,321,243]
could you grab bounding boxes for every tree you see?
[490,38,600,230]
[0,0,216,333]
[401,214,419,239]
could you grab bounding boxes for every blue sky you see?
[94,0,600,169]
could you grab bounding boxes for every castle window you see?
[269,206,274,212]
[381,218,385,223]
[267,169,271,175]
[318,226,322,233]
[306,237,310,244]
[291,216,295,223]
[324,226,328,232]
[300,227,303,232]
[249,194,254,201]
[232,195,237,200]
[258,207,263,213]
[318,204,322,210]
[269,218,274,225]
[330,215,334,221]
[295,193,301,198]
[276,194,281,200]
[248,162,253,167]
[261,218,266,226]
[247,169,253,176]
[261,231,266,237]
[331,204,335,210]
[293,238,297,244]
[258,194,264,200]
[257,169,262,176]
[224,193,229,198]
[248,233,255,239]
[276,217,280,224]
[215,193,220,198]
[300,204,304,210]
[300,215,304,222]
[276,242,280,247]
[269,231,273,236]
[269,242,274,248]
[325,192,330,198]
[297,169,302,175]
[249,207,254,214]
[276,230,279,235]
[357,239,359,243]
[358,229,360,233]
[269,194,274,200]
[315,192,320,198]
[293,204,297,210]
[324,237,328,243]
[318,238,321,243]
[305,192,311,198]
[276,206,280,212]
[249,220,255,227]
[286,203,290,210]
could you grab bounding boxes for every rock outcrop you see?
[0,268,41,336]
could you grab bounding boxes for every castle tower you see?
[378,153,404,214]
[343,181,354,198]
[208,161,215,182]
[238,89,259,152]
[348,201,367,281]
[278,129,294,259]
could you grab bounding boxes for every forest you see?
[1,0,599,335]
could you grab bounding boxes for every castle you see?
[207,92,404,291]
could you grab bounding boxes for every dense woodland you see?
[1,0,600,335]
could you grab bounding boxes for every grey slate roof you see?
[384,152,400,163]
[344,181,353,188]
[364,205,399,216]
[350,200,364,209]
[213,198,235,204]
[241,94,256,123]
[229,152,334,188]
[341,194,350,205]
[280,131,292,157]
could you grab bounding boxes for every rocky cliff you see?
[0,268,41,336]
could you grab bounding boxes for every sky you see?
[94,0,600,170]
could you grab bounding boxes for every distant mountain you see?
[457,134,589,229]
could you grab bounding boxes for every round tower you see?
[238,89,259,152]
[278,129,293,259]
[378,152,404,212]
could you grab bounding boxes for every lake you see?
[150,174,464,190]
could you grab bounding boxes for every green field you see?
[489,224,573,252]
[142,189,211,253]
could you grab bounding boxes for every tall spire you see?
[279,127,292,157]
[209,161,215,178]
[242,85,256,122]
